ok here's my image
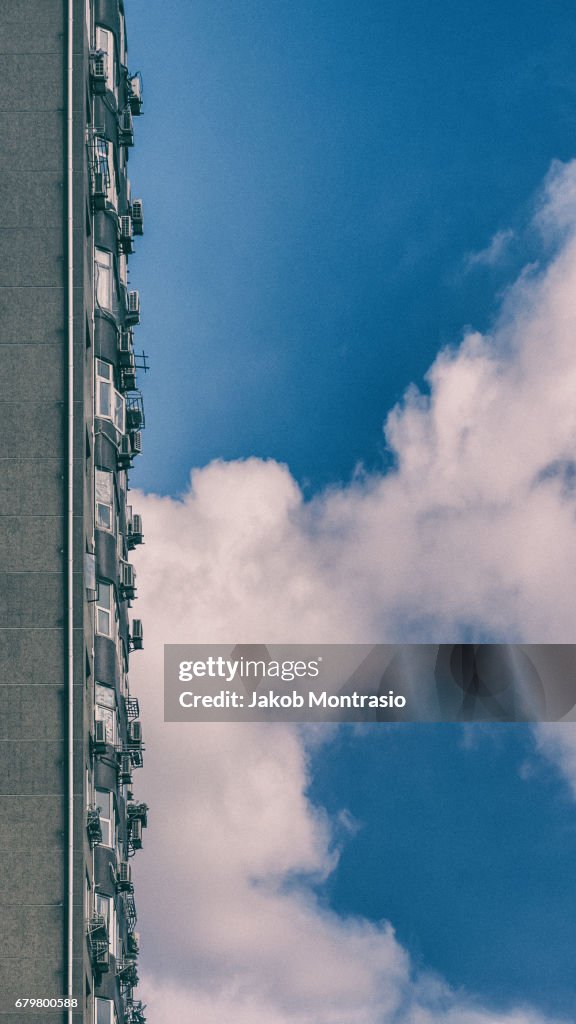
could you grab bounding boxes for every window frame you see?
[95,26,117,101]
[95,248,113,311]
[95,581,111,638]
[95,467,115,533]
[95,682,117,745]
[95,580,118,640]
[95,789,114,849]
[95,893,117,958]
[95,997,118,1024]
[96,359,125,433]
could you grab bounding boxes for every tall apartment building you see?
[0,3,148,1022]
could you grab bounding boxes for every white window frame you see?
[95,997,118,1024]
[96,359,125,433]
[95,26,117,100]
[119,13,126,67]
[95,683,117,745]
[94,140,117,210]
[95,789,115,849]
[95,893,117,958]
[95,580,116,639]
[95,248,113,311]
[95,467,115,532]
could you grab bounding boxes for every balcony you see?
[126,394,145,431]
[87,807,103,847]
[124,1000,147,1024]
[116,958,139,989]
[87,914,110,974]
[124,695,140,720]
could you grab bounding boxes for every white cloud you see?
[137,164,576,646]
[534,723,576,797]
[129,160,576,1022]
[464,227,515,269]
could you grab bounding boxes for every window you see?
[93,139,118,210]
[96,790,114,848]
[95,26,117,99]
[95,894,117,958]
[96,360,125,432]
[96,359,112,417]
[107,142,118,208]
[116,524,124,562]
[85,871,92,919]
[95,248,113,311]
[96,581,113,637]
[95,683,117,744]
[95,468,114,531]
[94,137,109,186]
[95,997,118,1024]
[119,14,126,66]
[114,390,125,433]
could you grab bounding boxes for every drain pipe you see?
[66,0,75,1019]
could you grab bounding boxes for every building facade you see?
[0,2,148,1022]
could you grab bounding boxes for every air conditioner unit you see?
[126,290,140,326]
[119,214,134,254]
[131,199,144,235]
[130,819,143,849]
[128,801,148,827]
[119,753,133,786]
[130,430,143,456]
[121,562,137,601]
[90,51,108,93]
[92,171,107,210]
[119,108,134,146]
[128,720,143,746]
[118,331,136,380]
[128,75,143,115]
[131,619,144,650]
[128,513,144,549]
[93,719,108,752]
[117,435,132,470]
[116,860,133,891]
[127,931,140,955]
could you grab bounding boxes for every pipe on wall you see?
[66,0,75,1019]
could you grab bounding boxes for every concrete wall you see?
[0,1,91,1020]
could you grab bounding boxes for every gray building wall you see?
[0,1,88,1019]
[0,3,146,1022]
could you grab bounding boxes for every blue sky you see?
[310,726,576,1018]
[127,0,576,495]
[125,1,576,1019]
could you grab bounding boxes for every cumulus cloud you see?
[534,723,576,797]
[137,162,576,646]
[130,160,576,1022]
[464,227,515,270]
